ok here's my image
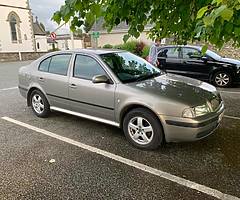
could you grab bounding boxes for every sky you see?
[29,0,69,33]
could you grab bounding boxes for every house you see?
[47,34,83,51]
[33,17,48,52]
[90,19,154,47]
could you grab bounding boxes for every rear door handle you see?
[39,77,45,82]
[69,83,77,89]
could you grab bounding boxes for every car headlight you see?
[182,103,211,118]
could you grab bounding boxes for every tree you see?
[52,0,240,48]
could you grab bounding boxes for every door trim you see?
[50,106,120,127]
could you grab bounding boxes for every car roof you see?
[159,45,202,50]
[50,48,125,56]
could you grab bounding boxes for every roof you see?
[158,45,202,50]
[47,49,125,56]
[47,34,82,43]
[91,18,153,33]
[33,21,46,36]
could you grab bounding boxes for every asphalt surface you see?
[0,61,240,200]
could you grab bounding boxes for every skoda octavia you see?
[19,49,224,149]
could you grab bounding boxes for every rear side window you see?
[49,54,72,76]
[74,55,106,80]
[158,48,180,58]
[39,57,51,72]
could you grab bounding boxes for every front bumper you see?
[159,102,225,143]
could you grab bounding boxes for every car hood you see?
[127,73,218,107]
[219,57,240,65]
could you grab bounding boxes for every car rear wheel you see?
[123,108,163,150]
[213,71,232,87]
[30,90,50,118]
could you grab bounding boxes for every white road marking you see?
[219,90,240,94]
[224,115,240,120]
[2,116,240,200]
[0,86,18,92]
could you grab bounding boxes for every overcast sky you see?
[29,0,69,33]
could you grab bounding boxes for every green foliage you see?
[121,41,138,53]
[103,44,113,48]
[52,0,240,48]
[142,45,150,58]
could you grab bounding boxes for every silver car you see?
[18,49,224,149]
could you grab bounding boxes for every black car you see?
[157,45,240,87]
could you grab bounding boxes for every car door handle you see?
[39,77,45,82]
[69,84,77,89]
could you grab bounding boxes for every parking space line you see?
[0,86,18,92]
[2,116,240,200]
[219,90,240,94]
[224,115,240,120]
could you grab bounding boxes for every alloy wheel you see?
[32,94,44,114]
[128,117,154,145]
[215,73,230,87]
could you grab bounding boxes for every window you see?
[158,47,179,59]
[39,57,51,72]
[8,12,22,43]
[74,55,106,80]
[48,54,71,76]
[37,42,40,49]
[182,48,201,59]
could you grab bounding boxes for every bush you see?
[121,41,138,53]
[103,44,113,48]
[142,45,150,58]
[114,44,123,49]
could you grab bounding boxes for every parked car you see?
[157,45,240,87]
[19,49,224,150]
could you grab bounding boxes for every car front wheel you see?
[213,71,232,87]
[123,108,163,150]
[30,90,50,118]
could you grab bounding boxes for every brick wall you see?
[0,52,47,62]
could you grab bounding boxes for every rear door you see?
[68,54,115,121]
[180,47,210,80]
[37,54,72,109]
[158,47,182,73]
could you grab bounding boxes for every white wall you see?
[35,35,48,52]
[97,31,153,47]
[0,1,34,52]
[56,39,83,50]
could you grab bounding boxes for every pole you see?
[15,24,22,61]
[69,21,74,50]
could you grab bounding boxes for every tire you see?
[212,71,232,87]
[123,108,164,150]
[30,90,50,118]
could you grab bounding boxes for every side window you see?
[74,55,106,80]
[158,48,179,59]
[182,48,201,59]
[39,57,51,72]
[48,54,71,76]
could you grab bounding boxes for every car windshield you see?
[206,50,221,60]
[100,52,161,83]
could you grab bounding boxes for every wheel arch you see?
[27,86,48,106]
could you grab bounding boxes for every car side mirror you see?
[92,75,110,84]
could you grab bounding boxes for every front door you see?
[68,54,115,121]
[179,47,210,81]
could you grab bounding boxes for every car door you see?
[158,47,181,73]
[179,47,210,81]
[68,54,115,121]
[37,54,72,109]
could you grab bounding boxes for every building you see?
[90,19,154,47]
[0,0,35,53]
[33,17,48,52]
[47,34,83,51]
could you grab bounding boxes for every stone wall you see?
[214,46,240,60]
[0,52,47,62]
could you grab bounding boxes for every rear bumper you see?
[159,102,224,142]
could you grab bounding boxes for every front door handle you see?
[69,83,77,89]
